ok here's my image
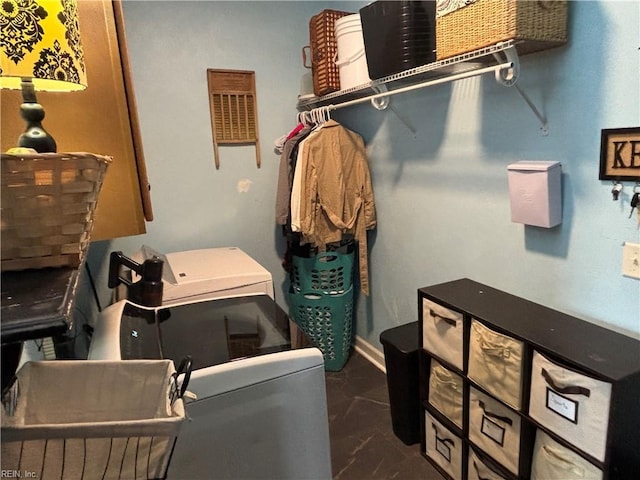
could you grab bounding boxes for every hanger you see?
[324,106,332,122]
[309,106,332,126]
[302,110,313,126]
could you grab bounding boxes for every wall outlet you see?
[622,242,640,279]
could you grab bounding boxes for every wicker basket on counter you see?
[303,9,353,96]
[1,152,111,271]
[436,0,568,60]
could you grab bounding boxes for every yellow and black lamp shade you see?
[0,0,87,152]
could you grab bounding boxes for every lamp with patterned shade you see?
[0,0,87,152]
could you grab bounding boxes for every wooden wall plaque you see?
[599,127,640,181]
[207,69,261,169]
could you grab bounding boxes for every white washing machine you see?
[131,245,274,304]
[90,260,332,479]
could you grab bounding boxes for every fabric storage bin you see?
[468,319,524,409]
[425,411,463,480]
[468,446,509,480]
[469,386,521,475]
[428,359,464,428]
[287,286,354,371]
[1,360,188,479]
[359,1,436,79]
[435,0,568,60]
[422,298,464,371]
[529,350,612,462]
[303,9,353,96]
[531,429,603,480]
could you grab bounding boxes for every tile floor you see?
[325,351,445,480]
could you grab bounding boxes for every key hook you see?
[629,188,640,218]
[612,181,623,201]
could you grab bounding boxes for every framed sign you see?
[599,127,640,181]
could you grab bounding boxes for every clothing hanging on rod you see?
[290,113,330,232]
[275,107,330,225]
[274,114,376,295]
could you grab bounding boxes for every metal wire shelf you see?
[296,40,548,134]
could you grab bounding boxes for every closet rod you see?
[310,61,514,115]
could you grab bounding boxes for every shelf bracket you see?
[493,46,549,135]
[514,84,549,136]
[389,105,418,136]
[370,84,390,111]
[493,46,520,87]
[369,84,417,135]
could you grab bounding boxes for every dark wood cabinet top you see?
[1,267,79,344]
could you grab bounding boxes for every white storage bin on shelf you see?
[531,429,603,480]
[334,14,370,90]
[529,350,612,462]
[468,318,524,410]
[469,386,522,475]
[425,411,463,480]
[428,359,464,428]
[422,298,464,371]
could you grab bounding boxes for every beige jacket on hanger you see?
[299,119,376,295]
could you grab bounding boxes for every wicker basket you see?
[304,9,353,96]
[436,0,568,60]
[1,152,111,271]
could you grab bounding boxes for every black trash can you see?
[380,321,420,445]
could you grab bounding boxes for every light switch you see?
[622,242,640,279]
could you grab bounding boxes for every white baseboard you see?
[354,335,386,373]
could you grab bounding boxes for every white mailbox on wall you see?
[507,161,562,228]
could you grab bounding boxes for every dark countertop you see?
[1,267,79,344]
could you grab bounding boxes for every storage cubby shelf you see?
[418,278,640,480]
[297,40,549,134]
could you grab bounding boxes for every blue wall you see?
[84,1,639,353]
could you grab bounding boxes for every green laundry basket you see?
[291,251,354,294]
[288,287,354,371]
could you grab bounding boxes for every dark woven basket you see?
[305,9,353,96]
